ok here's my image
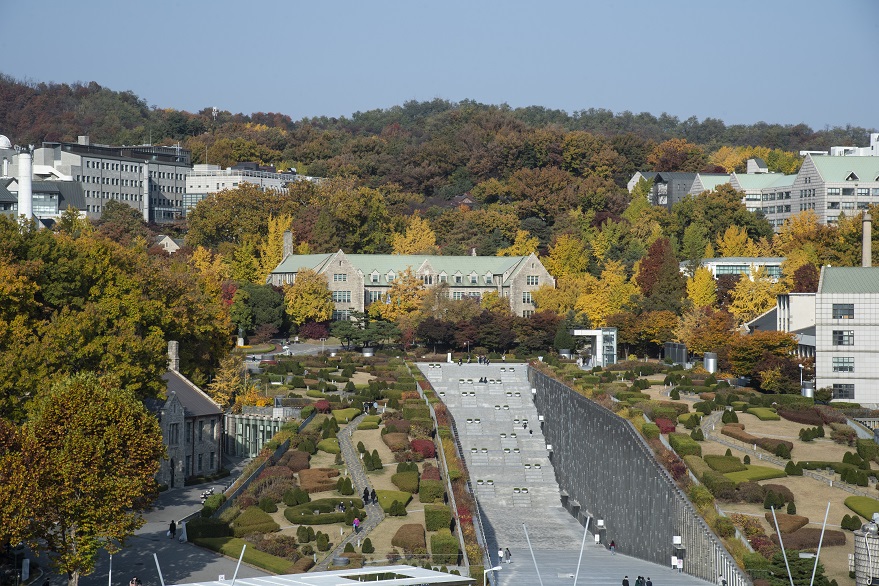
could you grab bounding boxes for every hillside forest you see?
[1,75,878,417]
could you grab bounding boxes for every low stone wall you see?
[530,369,750,586]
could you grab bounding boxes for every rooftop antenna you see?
[212,107,218,122]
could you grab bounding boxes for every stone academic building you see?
[267,234,555,318]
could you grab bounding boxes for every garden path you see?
[313,413,385,571]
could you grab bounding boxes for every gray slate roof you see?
[161,371,223,417]
[819,267,879,294]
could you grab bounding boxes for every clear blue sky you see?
[2,0,877,130]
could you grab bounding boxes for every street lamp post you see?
[484,565,502,586]
[799,363,804,391]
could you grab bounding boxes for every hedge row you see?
[725,466,787,484]
[704,455,747,473]
[232,506,280,537]
[419,479,444,503]
[430,528,460,565]
[425,504,452,531]
[668,433,702,457]
[194,537,295,574]
[720,425,793,457]
[746,408,780,421]
[392,471,421,493]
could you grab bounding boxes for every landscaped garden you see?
[189,353,477,577]
[534,357,879,586]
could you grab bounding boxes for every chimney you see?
[168,340,180,371]
[142,164,150,222]
[18,151,32,219]
[863,212,872,268]
[283,230,294,258]
[78,135,90,146]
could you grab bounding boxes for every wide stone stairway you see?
[419,362,711,586]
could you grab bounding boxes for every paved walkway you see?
[36,464,270,586]
[419,362,712,586]
[313,413,385,571]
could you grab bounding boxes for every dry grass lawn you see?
[353,428,397,468]
[362,509,428,560]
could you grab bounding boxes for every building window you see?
[210,452,215,469]
[333,273,347,282]
[198,422,204,441]
[469,274,477,284]
[185,421,192,443]
[485,274,492,284]
[368,291,382,303]
[439,274,447,283]
[832,304,854,319]
[185,455,192,476]
[371,273,379,283]
[454,275,463,284]
[523,310,534,318]
[332,309,351,321]
[197,454,203,472]
[832,357,854,372]
[522,292,533,304]
[452,292,463,300]
[210,419,216,439]
[858,188,870,197]
[332,290,351,303]
[832,384,855,400]
[827,202,840,210]
[526,275,539,286]
[422,275,433,285]
[832,330,854,345]
[386,272,395,282]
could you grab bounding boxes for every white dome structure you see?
[0,135,12,150]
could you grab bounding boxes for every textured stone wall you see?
[530,369,750,586]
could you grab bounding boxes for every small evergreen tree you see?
[357,441,366,453]
[725,448,733,457]
[690,428,704,441]
[372,449,383,470]
[670,388,680,400]
[362,538,374,553]
[743,455,750,465]
[787,501,796,515]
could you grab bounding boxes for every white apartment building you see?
[680,257,784,280]
[183,163,321,214]
[815,266,879,404]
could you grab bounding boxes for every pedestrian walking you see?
[622,576,630,586]
[353,517,360,533]
[370,488,377,504]
[363,487,370,502]
[610,540,616,555]
[498,547,504,565]
[169,520,176,539]
[505,548,512,564]
[677,558,683,573]
[646,578,652,586]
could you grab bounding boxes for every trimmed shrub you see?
[845,496,879,520]
[690,427,705,441]
[299,468,340,493]
[332,408,360,423]
[287,450,311,472]
[383,432,410,452]
[284,498,365,525]
[642,423,660,440]
[747,408,780,421]
[376,490,413,512]
[371,449,383,470]
[421,463,441,481]
[784,461,804,476]
[362,538,374,553]
[316,532,330,551]
[764,512,808,533]
[258,497,278,513]
[385,419,412,434]
[232,506,280,537]
[419,479,445,504]
[668,433,702,457]
[410,439,436,459]
[202,493,227,517]
[388,500,408,516]
[721,410,739,424]
[726,466,787,484]
[787,501,797,515]
[654,418,676,434]
[186,517,233,539]
[769,528,846,549]
[683,455,712,480]
[735,482,766,504]
[857,438,879,462]
[392,524,426,552]
[425,505,452,531]
[317,438,340,454]
[392,471,421,493]
[704,455,746,473]
[194,537,294,574]
[702,471,736,499]
[357,422,379,430]
[430,528,460,565]
[337,476,355,495]
[397,462,418,473]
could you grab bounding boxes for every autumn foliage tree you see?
[283,268,334,327]
[0,373,165,586]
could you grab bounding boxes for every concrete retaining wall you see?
[530,369,750,586]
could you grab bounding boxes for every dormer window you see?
[454,274,463,284]
[371,271,379,284]
[846,172,860,181]
[485,273,493,284]
[387,271,396,283]
[469,273,478,284]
